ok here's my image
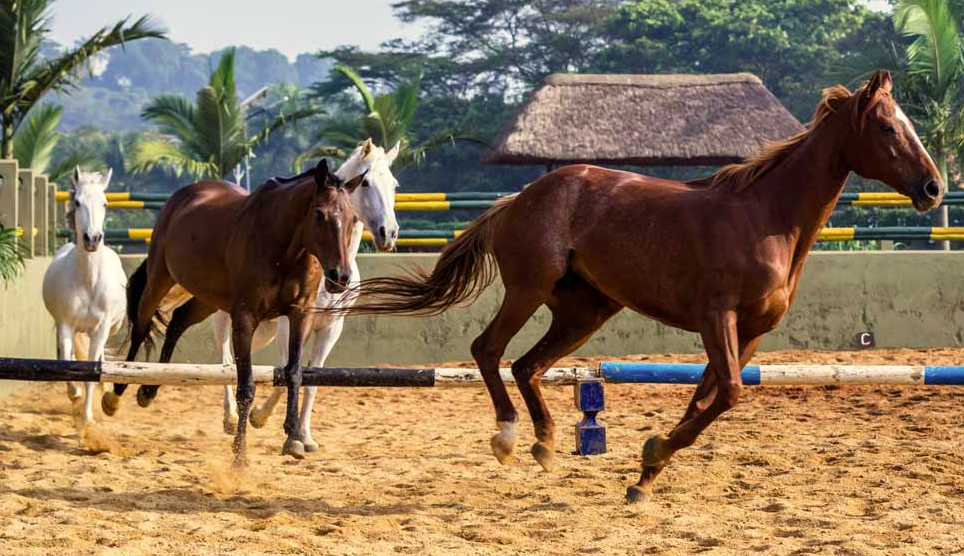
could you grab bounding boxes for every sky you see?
[49,0,890,61]
[48,0,427,61]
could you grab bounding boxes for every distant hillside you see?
[47,39,331,131]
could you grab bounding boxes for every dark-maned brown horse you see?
[102,159,365,464]
[335,71,942,502]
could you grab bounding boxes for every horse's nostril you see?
[83,233,91,243]
[924,179,941,199]
[391,229,398,240]
[378,225,387,239]
[326,269,339,282]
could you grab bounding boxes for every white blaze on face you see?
[894,105,930,157]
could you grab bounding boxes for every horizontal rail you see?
[57,226,964,246]
[3,358,963,386]
[599,362,964,385]
[0,358,591,386]
[55,190,964,209]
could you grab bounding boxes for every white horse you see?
[42,168,127,428]
[215,139,401,449]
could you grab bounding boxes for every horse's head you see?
[346,138,400,251]
[844,70,943,212]
[307,159,364,294]
[68,167,112,252]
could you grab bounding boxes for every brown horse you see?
[335,71,942,502]
[102,159,365,463]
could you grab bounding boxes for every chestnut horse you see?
[335,71,942,501]
[102,159,364,463]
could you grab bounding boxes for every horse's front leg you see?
[230,308,257,467]
[627,311,756,504]
[56,323,82,402]
[281,310,311,459]
[299,315,346,452]
[213,311,239,434]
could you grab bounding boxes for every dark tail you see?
[335,194,517,317]
[126,259,167,358]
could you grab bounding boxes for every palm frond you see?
[141,94,198,142]
[250,105,326,148]
[335,65,376,114]
[0,0,51,108]
[129,139,219,180]
[0,227,28,284]
[894,0,964,100]
[19,14,167,108]
[293,145,347,173]
[48,148,102,183]
[12,103,61,173]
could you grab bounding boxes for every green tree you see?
[0,0,165,158]
[301,65,482,171]
[12,104,97,180]
[893,0,964,244]
[130,49,323,181]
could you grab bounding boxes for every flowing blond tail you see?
[336,194,517,317]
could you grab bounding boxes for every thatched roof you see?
[485,73,805,167]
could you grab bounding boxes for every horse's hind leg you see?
[138,297,216,407]
[511,274,621,471]
[471,289,546,465]
[298,315,346,452]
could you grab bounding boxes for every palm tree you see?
[0,1,166,159]
[12,104,98,181]
[892,0,964,248]
[298,65,483,171]
[130,49,323,181]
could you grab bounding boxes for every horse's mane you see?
[707,82,889,192]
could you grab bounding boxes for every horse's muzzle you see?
[325,269,350,293]
[82,232,103,252]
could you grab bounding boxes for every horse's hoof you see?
[490,421,518,465]
[136,386,156,408]
[282,438,306,459]
[642,434,673,466]
[530,441,555,472]
[66,385,82,402]
[625,485,652,504]
[223,418,237,435]
[101,392,120,417]
[303,440,320,453]
[249,409,270,429]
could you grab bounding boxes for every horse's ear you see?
[360,138,373,159]
[102,168,113,191]
[386,141,401,164]
[880,70,893,93]
[864,70,886,98]
[313,158,331,189]
[70,166,81,191]
[344,170,368,194]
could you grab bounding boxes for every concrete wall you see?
[99,251,964,366]
[0,257,57,396]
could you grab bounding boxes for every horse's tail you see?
[337,194,517,317]
[125,259,166,358]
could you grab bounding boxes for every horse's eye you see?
[314,209,324,221]
[74,200,80,207]
[361,179,370,188]
[880,124,896,134]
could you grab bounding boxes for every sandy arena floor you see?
[0,349,962,555]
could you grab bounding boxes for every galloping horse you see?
[102,160,364,463]
[213,139,401,447]
[42,168,127,430]
[334,71,942,501]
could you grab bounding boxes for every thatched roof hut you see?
[485,73,805,167]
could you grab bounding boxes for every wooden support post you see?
[17,169,34,256]
[0,160,17,230]
[48,182,58,251]
[33,175,48,256]
[574,378,606,455]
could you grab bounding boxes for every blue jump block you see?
[574,379,606,455]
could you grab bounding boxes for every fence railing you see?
[0,160,56,257]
